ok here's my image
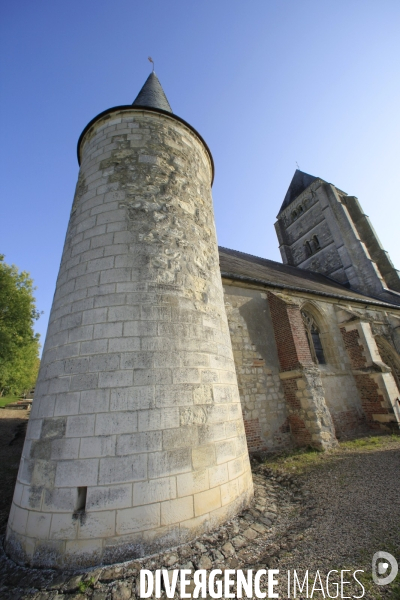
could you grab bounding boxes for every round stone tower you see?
[6,72,253,568]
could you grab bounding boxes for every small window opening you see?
[298,205,303,213]
[76,487,87,512]
[301,310,327,365]
[292,210,298,219]
[305,241,312,256]
[313,234,320,249]
[310,325,326,364]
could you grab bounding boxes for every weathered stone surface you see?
[6,101,252,568]
[0,465,311,599]
[196,554,212,569]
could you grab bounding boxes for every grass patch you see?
[263,446,325,474]
[263,434,400,474]
[353,562,400,599]
[0,396,20,408]
[78,577,95,593]
[340,435,398,451]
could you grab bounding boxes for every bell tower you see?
[274,169,400,306]
[6,71,253,568]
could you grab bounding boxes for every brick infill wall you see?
[281,378,313,446]
[267,292,337,449]
[267,292,313,371]
[340,326,392,429]
[243,418,267,453]
[331,409,367,438]
[340,328,367,369]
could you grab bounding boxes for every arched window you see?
[313,234,320,250]
[298,205,303,213]
[305,241,312,256]
[292,210,298,220]
[301,310,326,364]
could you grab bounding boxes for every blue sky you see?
[1,1,400,346]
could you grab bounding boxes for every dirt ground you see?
[0,408,29,536]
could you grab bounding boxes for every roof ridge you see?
[218,245,392,299]
[218,246,284,268]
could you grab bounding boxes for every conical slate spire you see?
[132,71,172,113]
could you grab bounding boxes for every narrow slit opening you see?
[76,486,87,512]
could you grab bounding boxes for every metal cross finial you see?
[296,161,300,170]
[148,57,155,72]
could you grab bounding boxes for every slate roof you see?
[132,72,172,113]
[218,247,400,308]
[278,169,319,216]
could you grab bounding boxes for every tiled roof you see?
[219,246,400,308]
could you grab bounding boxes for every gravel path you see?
[275,438,400,598]
[0,410,399,599]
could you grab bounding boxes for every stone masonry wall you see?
[6,109,253,569]
[222,280,399,449]
[302,302,366,439]
[223,286,290,452]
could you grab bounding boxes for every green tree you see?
[0,255,41,396]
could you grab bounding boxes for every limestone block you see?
[194,487,221,517]
[54,393,80,417]
[162,426,199,450]
[176,470,209,497]
[42,488,78,513]
[70,373,99,392]
[10,507,29,535]
[26,419,43,440]
[25,512,51,540]
[79,436,116,458]
[148,449,192,479]
[116,431,162,456]
[215,440,237,464]
[220,479,239,507]
[108,337,141,353]
[133,477,176,506]
[79,389,110,414]
[88,354,120,372]
[51,439,80,460]
[138,408,179,432]
[98,454,147,485]
[65,539,103,565]
[116,504,160,535]
[50,512,78,539]
[78,510,116,538]
[198,423,226,445]
[110,386,154,412]
[228,457,244,479]
[86,484,132,511]
[161,497,194,526]
[66,415,95,438]
[12,482,24,506]
[208,463,229,488]
[55,459,99,487]
[95,412,137,436]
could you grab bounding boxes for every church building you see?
[6,71,400,569]
[221,167,400,451]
